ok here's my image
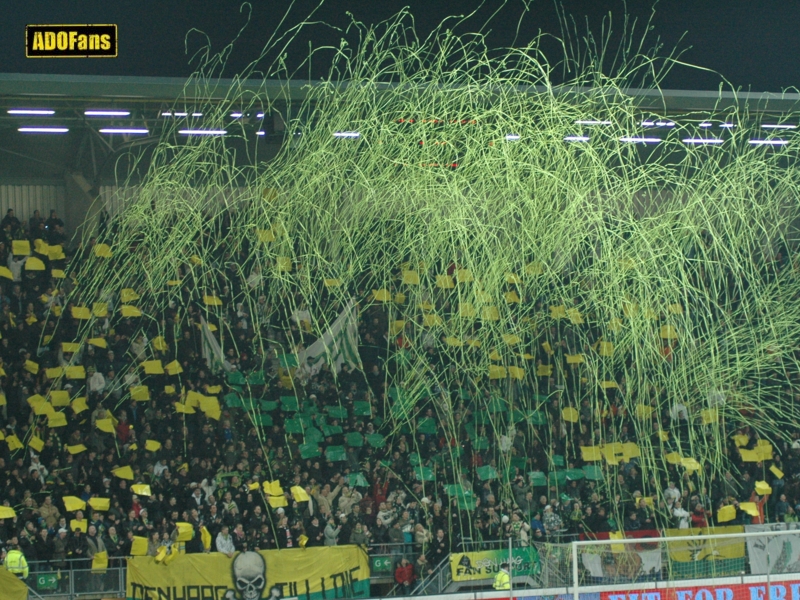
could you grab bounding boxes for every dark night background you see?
[0,0,797,92]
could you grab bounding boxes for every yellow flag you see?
[121,306,142,317]
[267,495,289,508]
[94,243,112,258]
[96,419,115,433]
[6,435,24,450]
[28,436,44,452]
[739,502,759,517]
[120,288,140,303]
[562,407,579,423]
[130,386,150,401]
[141,360,164,375]
[145,440,162,452]
[50,390,70,406]
[92,550,109,573]
[112,466,134,480]
[24,360,39,374]
[291,486,310,502]
[72,306,92,320]
[131,484,152,496]
[67,444,87,455]
[88,498,110,512]
[165,360,183,375]
[201,527,212,551]
[63,496,86,512]
[12,240,30,255]
[176,522,193,542]
[151,336,168,352]
[580,446,603,461]
[755,481,772,496]
[70,519,88,533]
[771,465,784,479]
[71,397,89,414]
[131,536,148,556]
[48,412,68,428]
[488,365,507,379]
[0,507,16,519]
[62,342,80,353]
[92,303,108,318]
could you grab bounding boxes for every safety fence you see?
[15,526,800,599]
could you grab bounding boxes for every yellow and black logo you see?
[26,25,117,58]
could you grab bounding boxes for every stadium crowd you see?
[0,207,793,587]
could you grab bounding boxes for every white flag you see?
[296,299,362,377]
[200,316,233,373]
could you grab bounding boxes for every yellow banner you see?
[0,566,27,600]
[665,526,745,561]
[126,546,370,600]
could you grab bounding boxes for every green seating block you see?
[551,454,565,467]
[565,468,585,481]
[529,471,547,486]
[224,393,243,408]
[253,413,272,427]
[285,419,305,434]
[246,371,265,385]
[260,400,278,412]
[326,407,348,420]
[321,424,342,437]
[583,465,604,481]
[227,372,246,385]
[304,427,324,443]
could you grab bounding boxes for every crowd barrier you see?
[15,526,800,599]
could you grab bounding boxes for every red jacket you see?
[395,563,416,585]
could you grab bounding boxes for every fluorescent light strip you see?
[749,139,789,146]
[256,113,264,118]
[256,131,266,136]
[163,112,190,117]
[575,120,611,125]
[18,127,68,133]
[719,123,735,128]
[333,131,360,138]
[99,128,149,134]
[682,138,724,145]
[231,113,243,118]
[192,113,203,117]
[564,136,590,142]
[178,129,226,136]
[505,134,520,141]
[641,120,655,127]
[762,124,797,129]
[85,110,130,117]
[620,137,661,143]
[8,109,55,115]
[699,122,713,128]
[656,121,675,127]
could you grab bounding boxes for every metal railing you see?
[23,562,127,599]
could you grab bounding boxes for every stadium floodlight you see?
[7,109,55,115]
[682,138,724,145]
[178,129,227,136]
[620,137,661,143]
[564,136,590,142]
[18,127,68,133]
[749,139,789,146]
[99,128,149,134]
[85,110,130,117]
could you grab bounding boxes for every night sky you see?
[1,0,798,92]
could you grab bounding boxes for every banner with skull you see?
[126,546,370,600]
